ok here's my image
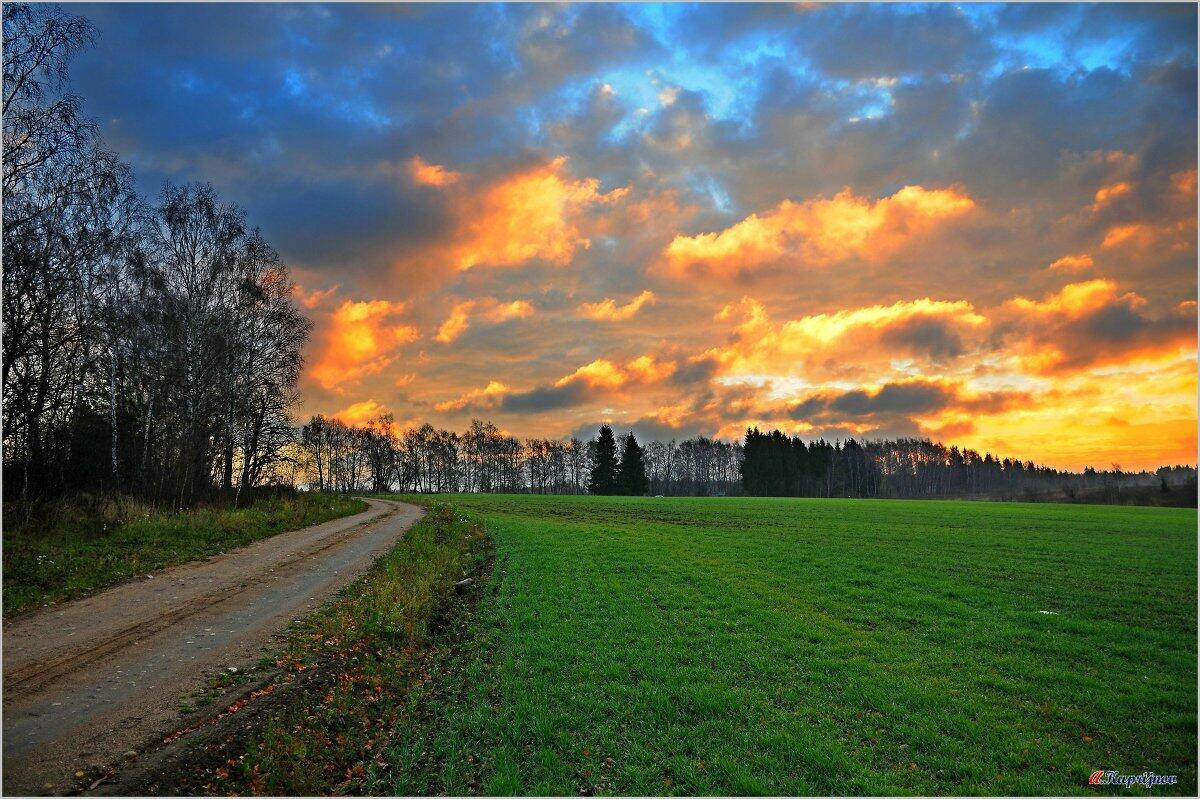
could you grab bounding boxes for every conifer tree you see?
[588,424,619,495]
[618,431,649,496]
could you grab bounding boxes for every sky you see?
[70,2,1197,470]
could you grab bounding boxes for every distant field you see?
[382,495,1195,795]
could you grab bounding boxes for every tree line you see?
[295,415,746,497]
[740,428,1197,504]
[298,416,665,497]
[290,414,1195,505]
[2,5,309,505]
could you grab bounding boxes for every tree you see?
[617,431,648,496]
[2,5,311,504]
[2,3,143,497]
[587,424,618,495]
[566,436,589,494]
[300,415,331,492]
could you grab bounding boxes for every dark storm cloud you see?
[670,355,721,387]
[793,3,993,81]
[830,382,955,417]
[880,317,966,362]
[788,381,1032,427]
[501,382,590,414]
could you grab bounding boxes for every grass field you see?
[383,495,1196,796]
[165,494,1196,796]
[2,492,366,617]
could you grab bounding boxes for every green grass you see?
[169,501,489,796]
[378,495,1195,796]
[2,492,367,617]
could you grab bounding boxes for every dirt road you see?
[2,496,422,796]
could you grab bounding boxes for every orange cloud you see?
[435,380,509,412]
[558,359,628,390]
[453,156,627,270]
[334,399,389,426]
[1102,223,1153,248]
[295,284,338,309]
[309,299,419,391]
[708,296,988,380]
[1102,220,1194,251]
[488,300,535,322]
[438,353,677,416]
[1006,279,1123,317]
[578,290,656,321]
[434,298,535,343]
[1002,279,1196,374]
[556,355,675,391]
[434,303,472,344]
[1049,254,1093,271]
[1091,181,1131,212]
[664,185,974,276]
[1172,169,1196,196]
[408,156,461,187]
[625,354,676,383]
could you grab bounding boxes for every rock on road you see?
[2,496,423,796]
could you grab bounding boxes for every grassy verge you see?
[2,492,367,617]
[148,500,490,795]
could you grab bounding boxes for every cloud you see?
[408,156,461,187]
[451,156,628,271]
[1172,169,1196,196]
[442,353,677,415]
[1091,181,1132,212]
[578,289,656,321]
[569,381,763,443]
[501,381,590,413]
[560,359,629,391]
[571,413,714,445]
[334,399,390,426]
[434,298,534,343]
[1002,279,1196,373]
[707,296,988,381]
[625,354,676,383]
[663,185,974,277]
[1101,220,1193,252]
[793,3,990,81]
[308,299,419,391]
[434,303,473,344]
[671,354,722,386]
[1049,254,1093,271]
[294,284,339,309]
[788,379,1029,424]
[553,355,676,391]
[435,380,509,412]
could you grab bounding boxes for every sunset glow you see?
[75,2,1198,471]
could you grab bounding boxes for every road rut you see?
[2,496,422,795]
